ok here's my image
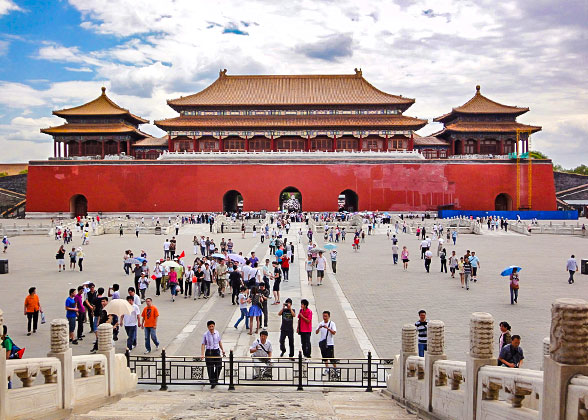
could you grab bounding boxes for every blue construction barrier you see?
[438,210,578,220]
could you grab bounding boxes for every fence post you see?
[366,351,373,392]
[297,351,304,391]
[228,350,235,391]
[125,349,130,368]
[160,349,168,391]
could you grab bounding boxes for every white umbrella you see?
[228,254,246,264]
[161,261,182,269]
[104,299,133,318]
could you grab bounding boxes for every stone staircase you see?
[71,388,416,419]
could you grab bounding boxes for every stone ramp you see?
[71,388,415,419]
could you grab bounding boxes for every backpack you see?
[5,337,25,359]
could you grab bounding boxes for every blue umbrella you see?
[324,243,337,250]
[501,266,522,276]
[136,257,147,263]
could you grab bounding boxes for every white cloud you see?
[64,66,93,72]
[0,0,22,16]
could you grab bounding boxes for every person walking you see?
[69,247,77,270]
[194,264,204,299]
[298,299,312,358]
[56,245,66,272]
[415,310,427,357]
[2,236,9,253]
[153,261,163,296]
[271,261,282,304]
[463,256,472,290]
[305,254,314,285]
[330,250,337,273]
[168,267,178,302]
[510,268,520,304]
[401,246,409,271]
[65,288,79,345]
[141,298,160,354]
[469,251,481,282]
[391,243,399,265]
[567,254,579,284]
[234,286,249,330]
[74,286,86,341]
[184,265,193,298]
[248,286,263,335]
[24,287,42,336]
[497,321,512,366]
[200,320,226,388]
[76,247,84,271]
[424,249,432,273]
[316,251,327,286]
[317,310,337,378]
[278,298,295,358]
[448,251,458,278]
[122,295,140,351]
[440,248,447,273]
[229,265,242,305]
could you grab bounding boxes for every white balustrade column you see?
[47,318,72,409]
[542,298,588,420]
[400,324,417,400]
[425,320,446,412]
[467,312,495,420]
[97,323,115,396]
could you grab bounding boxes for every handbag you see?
[41,312,46,324]
[318,322,331,351]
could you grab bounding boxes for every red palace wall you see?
[25,160,557,213]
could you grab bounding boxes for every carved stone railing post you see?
[542,298,588,420]
[97,323,115,396]
[47,318,71,409]
[400,324,417,400]
[542,337,549,371]
[468,312,495,420]
[0,308,6,420]
[425,320,446,412]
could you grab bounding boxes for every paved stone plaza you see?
[0,219,586,371]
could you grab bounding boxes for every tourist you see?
[250,330,273,379]
[298,299,312,358]
[248,286,263,335]
[91,287,105,337]
[153,261,163,296]
[141,298,160,354]
[138,273,149,301]
[497,321,512,366]
[259,283,270,328]
[278,298,295,357]
[415,310,427,357]
[234,286,249,330]
[65,288,79,345]
[392,242,399,265]
[122,295,140,351]
[56,245,66,272]
[202,262,212,298]
[463,256,472,290]
[76,247,84,271]
[316,251,327,286]
[424,248,432,273]
[75,286,86,341]
[200,320,226,388]
[2,236,9,253]
[168,267,178,302]
[128,287,141,307]
[451,229,458,245]
[132,263,142,295]
[305,254,314,285]
[330,249,337,273]
[119,224,123,236]
[69,247,77,270]
[401,246,409,271]
[229,264,242,305]
[420,237,429,259]
[2,325,24,362]
[317,310,337,377]
[498,335,524,368]
[85,283,97,333]
[163,239,170,258]
[108,283,120,300]
[194,264,204,299]
[567,254,579,284]
[510,268,520,304]
[469,251,481,282]
[272,261,282,304]
[183,265,193,298]
[440,248,447,273]
[448,251,458,278]
[24,287,42,336]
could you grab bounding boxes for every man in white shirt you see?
[249,330,273,379]
[316,310,337,377]
[567,254,579,284]
[316,251,327,286]
[200,320,225,388]
[420,238,429,259]
[163,239,170,258]
[122,295,140,351]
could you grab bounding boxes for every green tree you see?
[529,150,548,159]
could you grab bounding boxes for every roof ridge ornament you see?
[476,85,481,94]
[354,68,362,77]
[219,69,227,77]
[101,86,106,95]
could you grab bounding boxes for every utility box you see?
[581,259,588,275]
[0,259,8,274]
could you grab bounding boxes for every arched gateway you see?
[338,189,359,212]
[70,194,88,217]
[495,193,513,211]
[223,190,243,213]
[280,187,302,212]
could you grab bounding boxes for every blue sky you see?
[0,0,587,166]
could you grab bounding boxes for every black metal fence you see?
[125,349,393,391]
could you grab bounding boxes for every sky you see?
[0,0,586,166]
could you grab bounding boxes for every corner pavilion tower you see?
[155,69,427,153]
[41,87,151,159]
[433,85,541,156]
